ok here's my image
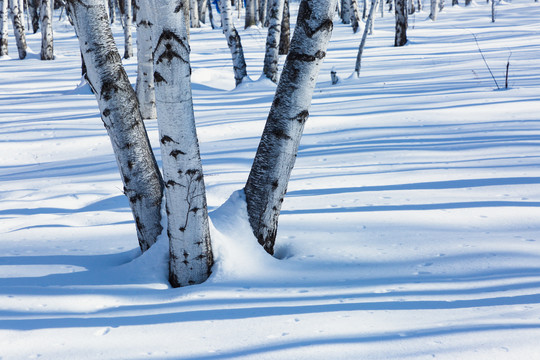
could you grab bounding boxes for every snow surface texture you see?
[1,1,540,359]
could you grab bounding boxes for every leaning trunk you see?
[151,0,213,287]
[354,0,377,77]
[40,0,54,60]
[394,0,407,46]
[135,0,157,120]
[9,0,27,59]
[220,0,248,86]
[262,0,284,83]
[244,0,338,254]
[66,0,164,252]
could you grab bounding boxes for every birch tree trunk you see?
[452,0,458,6]
[245,0,257,28]
[135,0,156,120]
[429,0,438,20]
[350,0,361,33]
[109,0,117,23]
[262,0,284,83]
[9,0,27,59]
[29,0,39,33]
[244,0,338,255]
[40,0,54,60]
[0,0,8,56]
[278,0,289,55]
[190,0,200,27]
[151,0,213,287]
[438,0,444,11]
[119,0,133,58]
[394,0,407,46]
[417,0,422,12]
[354,0,377,77]
[197,0,207,24]
[491,0,495,22]
[341,0,351,23]
[259,0,267,26]
[66,0,164,253]
[220,0,248,86]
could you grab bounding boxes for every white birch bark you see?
[0,0,8,56]
[429,0,438,20]
[197,0,207,23]
[220,0,248,86]
[395,0,407,46]
[135,0,156,120]
[278,0,289,55]
[190,0,200,27]
[40,0,54,60]
[258,0,267,26]
[262,0,284,83]
[354,0,377,77]
[29,0,39,33]
[151,0,213,287]
[109,0,117,23]
[66,0,164,252]
[350,0,361,33]
[244,0,338,254]
[120,0,133,58]
[341,0,351,24]
[244,0,256,28]
[9,0,27,59]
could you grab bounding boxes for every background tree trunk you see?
[197,0,207,24]
[109,0,117,23]
[0,0,8,56]
[244,0,338,255]
[40,0,54,60]
[278,0,289,55]
[119,0,133,58]
[151,0,213,287]
[429,0,439,20]
[29,0,40,33]
[9,0,27,59]
[262,0,284,82]
[394,0,407,46]
[66,0,164,253]
[190,0,200,27]
[245,0,257,28]
[135,0,157,120]
[259,0,267,26]
[354,0,377,77]
[350,0,361,33]
[220,0,248,86]
[341,0,351,23]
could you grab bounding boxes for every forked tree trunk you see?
[220,0,248,86]
[394,0,407,46]
[244,0,338,254]
[350,0,361,33]
[262,0,284,82]
[40,0,54,60]
[354,0,377,77]
[151,0,213,287]
[135,0,157,120]
[429,0,438,20]
[0,0,8,56]
[9,0,27,59]
[278,0,289,55]
[245,0,257,28]
[66,0,164,253]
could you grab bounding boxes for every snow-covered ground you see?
[1,1,540,358]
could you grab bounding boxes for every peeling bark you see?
[151,0,213,287]
[244,0,338,255]
[66,0,164,252]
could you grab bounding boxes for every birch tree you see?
[278,0,290,55]
[429,0,439,20]
[29,0,40,33]
[244,0,338,254]
[9,0,27,59]
[0,0,7,56]
[262,0,284,83]
[394,0,407,46]
[354,0,377,77]
[119,0,133,58]
[151,0,213,287]
[245,0,257,28]
[220,0,248,86]
[40,0,54,60]
[66,0,164,253]
[350,0,361,33]
[135,0,157,120]
[190,0,200,27]
[341,0,351,24]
